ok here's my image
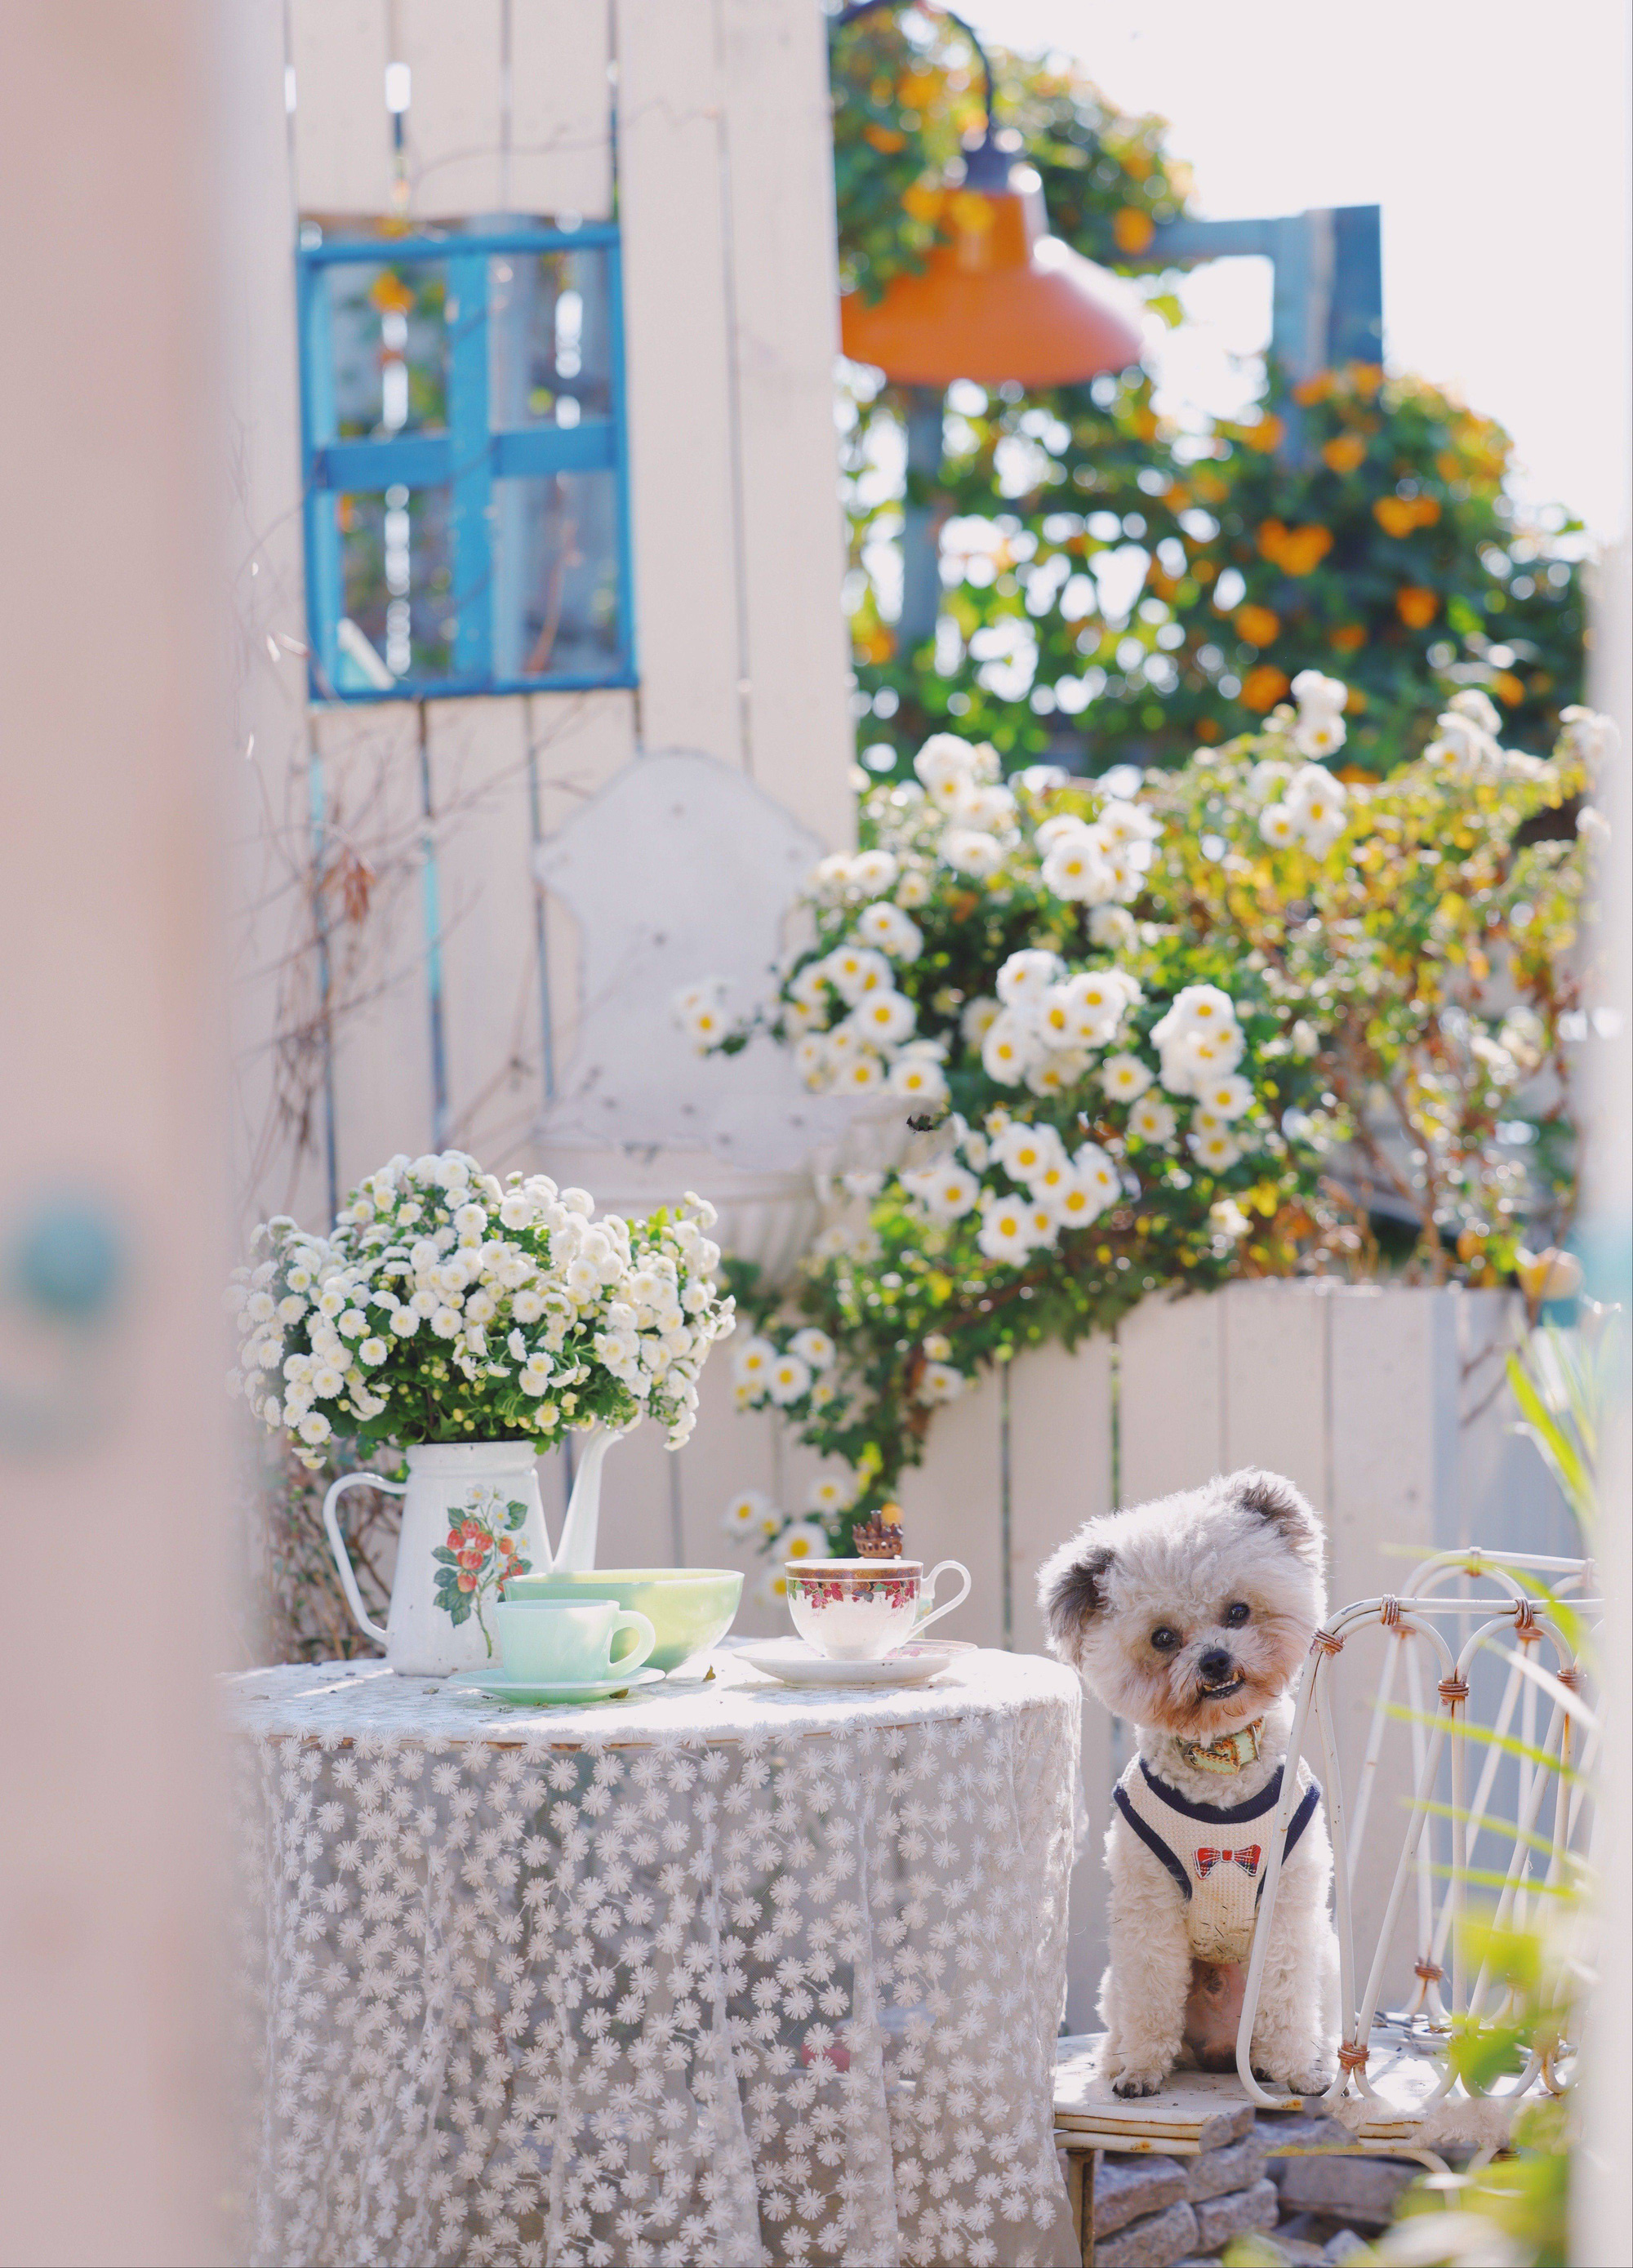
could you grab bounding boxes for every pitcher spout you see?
[554,1425,619,1572]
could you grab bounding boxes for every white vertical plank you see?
[527,687,638,1083]
[229,0,330,1235]
[289,0,394,215]
[674,1365,784,1632]
[1220,1279,1333,1519]
[1328,1285,1457,2009]
[1454,1287,1573,1560]
[1118,1290,1226,1505]
[1008,1337,1117,2031]
[425,696,542,1172]
[397,0,507,217]
[313,702,437,1203]
[719,0,854,849]
[509,0,614,219]
[894,1366,1007,1650]
[614,0,746,765]
[1327,1286,1457,1617]
[1008,1338,1115,1655]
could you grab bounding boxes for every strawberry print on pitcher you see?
[433,1483,536,1657]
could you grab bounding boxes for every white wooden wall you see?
[235,0,855,1228]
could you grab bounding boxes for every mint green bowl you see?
[501,1568,743,1675]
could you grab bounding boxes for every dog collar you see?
[1176,1718,1265,1775]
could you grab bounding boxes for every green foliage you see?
[830,19,1586,777]
[1506,1311,1623,1536]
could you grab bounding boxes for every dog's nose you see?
[1198,1648,1235,1685]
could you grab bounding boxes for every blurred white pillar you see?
[0,7,229,2262]
[1576,530,1632,2266]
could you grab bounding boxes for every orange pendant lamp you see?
[836,7,1146,387]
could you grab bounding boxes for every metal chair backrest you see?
[1236,1548,1598,2117]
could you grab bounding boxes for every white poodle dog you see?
[1039,1468,1338,2097]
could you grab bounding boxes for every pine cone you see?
[852,1506,905,1559]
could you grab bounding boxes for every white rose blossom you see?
[230,1156,730,1468]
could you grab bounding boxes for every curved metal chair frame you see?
[1237,1549,1598,2133]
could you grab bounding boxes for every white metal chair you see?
[1239,1547,1598,2148]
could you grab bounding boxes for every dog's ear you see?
[1223,1468,1323,1566]
[1039,1540,1115,1662]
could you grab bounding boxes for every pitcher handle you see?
[323,1471,406,1648]
[914,1558,972,1635]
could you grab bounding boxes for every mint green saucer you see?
[448,1665,666,1706]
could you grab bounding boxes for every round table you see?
[228,1645,1083,2268]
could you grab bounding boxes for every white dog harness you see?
[1114,1754,1322,1958]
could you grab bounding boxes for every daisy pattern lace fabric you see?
[229,1652,1082,2268]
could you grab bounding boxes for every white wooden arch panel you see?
[614,0,746,769]
[288,0,395,216]
[511,0,615,219]
[397,0,507,217]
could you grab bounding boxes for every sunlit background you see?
[965,0,1631,543]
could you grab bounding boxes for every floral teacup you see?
[785,1557,972,1662]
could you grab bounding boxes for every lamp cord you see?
[830,0,999,165]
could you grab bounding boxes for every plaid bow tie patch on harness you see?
[1194,1844,1261,1879]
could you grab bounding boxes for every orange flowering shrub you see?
[831,21,1586,777]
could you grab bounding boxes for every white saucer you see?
[449,1665,667,1705]
[737,1639,972,1689]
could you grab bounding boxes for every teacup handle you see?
[605,1610,656,1678]
[914,1559,972,1636]
[323,1471,407,1648]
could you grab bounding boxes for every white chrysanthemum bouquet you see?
[229,1150,733,1470]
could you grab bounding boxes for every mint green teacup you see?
[492,1598,656,1684]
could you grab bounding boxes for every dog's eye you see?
[1150,1626,1180,1652]
[1225,1601,1251,1626]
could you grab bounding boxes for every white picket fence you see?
[526,1275,1567,2028]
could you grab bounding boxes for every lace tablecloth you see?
[227,1647,1082,2268]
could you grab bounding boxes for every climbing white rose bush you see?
[675,675,1598,1559]
[229,1151,734,1469]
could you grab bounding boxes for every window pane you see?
[336,486,453,687]
[492,471,622,680]
[487,246,614,434]
[333,473,621,691]
[326,260,450,439]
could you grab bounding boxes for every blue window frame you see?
[296,221,637,702]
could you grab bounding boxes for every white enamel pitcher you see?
[324,1427,618,1675]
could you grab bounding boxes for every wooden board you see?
[1054,2039,1260,2148]
[311,702,437,1200]
[893,1364,1007,1650]
[510,0,614,219]
[423,696,541,1171]
[397,0,506,217]
[717,0,853,847]
[288,0,395,216]
[227,0,331,1234]
[1220,1278,1333,1514]
[527,687,638,1084]
[1118,1290,1225,1505]
[614,0,745,766]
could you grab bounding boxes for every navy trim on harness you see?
[1139,1756,1288,1825]
[1120,1763,1326,1907]
[1114,1781,1194,1900]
